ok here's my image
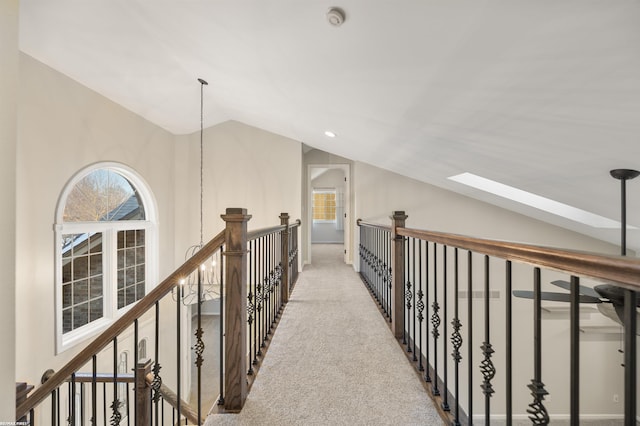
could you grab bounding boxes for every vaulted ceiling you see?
[19,1,640,252]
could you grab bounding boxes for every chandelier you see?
[175,78,221,305]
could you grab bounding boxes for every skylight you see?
[448,172,623,229]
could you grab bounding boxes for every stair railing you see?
[17,209,301,425]
[359,212,640,426]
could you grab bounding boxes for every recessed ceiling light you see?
[324,131,336,138]
[448,172,625,229]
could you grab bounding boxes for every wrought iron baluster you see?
[218,245,225,406]
[451,248,462,426]
[570,275,579,426]
[442,245,449,411]
[527,267,549,425]
[424,241,431,384]
[412,238,417,361]
[70,374,75,426]
[480,255,495,424]
[195,264,204,423]
[133,320,138,425]
[92,355,97,426]
[252,241,259,366]
[417,240,425,372]
[404,236,410,347]
[176,283,182,422]
[80,382,85,426]
[431,243,440,396]
[152,302,162,424]
[256,237,263,355]
[248,240,255,375]
[103,382,106,426]
[623,288,637,425]
[506,261,512,426]
[111,338,121,426]
[467,251,473,424]
[387,230,393,322]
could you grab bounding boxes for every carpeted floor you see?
[205,243,443,425]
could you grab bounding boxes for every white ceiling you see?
[19,0,640,252]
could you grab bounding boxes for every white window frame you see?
[54,162,158,354]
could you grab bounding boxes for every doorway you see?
[307,164,350,265]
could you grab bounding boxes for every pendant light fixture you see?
[176,78,221,305]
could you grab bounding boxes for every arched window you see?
[55,163,157,353]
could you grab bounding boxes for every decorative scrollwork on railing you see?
[193,327,205,368]
[480,341,496,397]
[151,362,162,403]
[256,283,263,314]
[405,281,412,309]
[386,267,392,290]
[416,290,425,323]
[527,380,550,425]
[247,292,255,326]
[288,247,298,267]
[110,399,121,426]
[431,302,441,339]
[451,318,462,363]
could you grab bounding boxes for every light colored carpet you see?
[205,244,443,425]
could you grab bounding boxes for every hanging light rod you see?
[610,168,639,256]
[198,78,208,85]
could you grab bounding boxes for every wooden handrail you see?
[248,224,286,241]
[67,372,135,383]
[289,219,302,229]
[17,230,226,419]
[357,219,391,232]
[247,219,300,241]
[395,226,640,291]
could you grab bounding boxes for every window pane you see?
[116,229,146,309]
[61,233,103,334]
[73,256,88,280]
[74,280,88,304]
[89,254,102,276]
[313,191,337,221]
[89,298,103,322]
[62,308,72,333]
[62,284,72,308]
[73,305,88,329]
[90,277,102,299]
[63,170,145,222]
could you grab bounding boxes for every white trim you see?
[307,163,351,264]
[54,162,159,354]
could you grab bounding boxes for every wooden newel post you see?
[280,213,290,303]
[135,360,152,425]
[391,211,408,338]
[221,208,251,412]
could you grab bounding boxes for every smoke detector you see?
[327,7,345,27]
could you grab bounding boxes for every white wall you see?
[0,0,18,418]
[173,120,302,263]
[353,161,628,419]
[15,51,303,418]
[311,168,345,244]
[16,53,178,390]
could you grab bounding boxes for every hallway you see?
[205,244,442,425]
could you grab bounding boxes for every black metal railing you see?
[358,222,392,320]
[358,212,640,426]
[18,210,301,425]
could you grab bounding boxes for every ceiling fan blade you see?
[550,280,600,298]
[513,290,601,304]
